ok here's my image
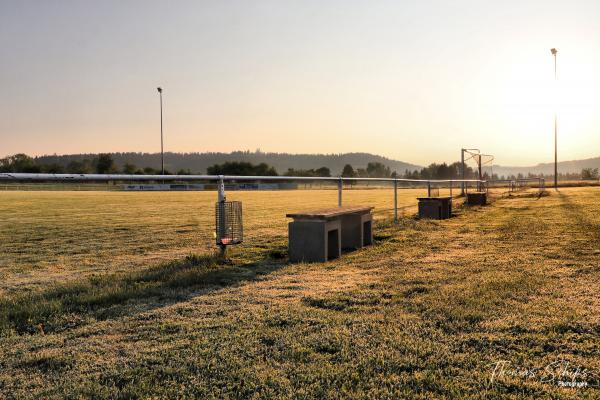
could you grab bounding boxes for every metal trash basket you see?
[215,201,243,246]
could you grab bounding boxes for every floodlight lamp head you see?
[157,87,163,93]
[551,48,557,55]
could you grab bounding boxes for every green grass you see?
[0,188,439,294]
[0,187,598,398]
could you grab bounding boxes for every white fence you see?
[0,173,545,222]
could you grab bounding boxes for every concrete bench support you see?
[288,219,341,263]
[466,192,487,206]
[417,197,452,220]
[340,212,373,250]
[287,206,373,263]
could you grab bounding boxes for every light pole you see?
[551,48,557,189]
[157,87,164,175]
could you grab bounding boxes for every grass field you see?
[0,188,434,295]
[0,187,598,398]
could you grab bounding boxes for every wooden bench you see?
[286,206,373,263]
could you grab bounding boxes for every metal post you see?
[338,177,343,207]
[157,87,164,176]
[551,48,558,189]
[477,155,482,192]
[540,177,545,194]
[393,179,398,222]
[450,181,452,197]
[217,175,226,257]
[217,175,225,202]
[427,181,431,197]
[460,148,465,195]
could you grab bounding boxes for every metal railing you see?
[485,177,546,195]
[0,173,545,221]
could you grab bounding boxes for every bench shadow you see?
[1,247,289,335]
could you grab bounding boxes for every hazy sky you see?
[1,0,599,166]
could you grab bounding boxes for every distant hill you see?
[34,151,422,176]
[493,156,600,177]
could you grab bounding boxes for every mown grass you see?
[0,254,218,335]
[0,187,598,398]
[0,188,434,295]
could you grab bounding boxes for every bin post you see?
[217,175,225,202]
[217,175,226,258]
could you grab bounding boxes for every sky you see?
[1,0,599,166]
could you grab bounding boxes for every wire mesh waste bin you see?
[215,201,243,246]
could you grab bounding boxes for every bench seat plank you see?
[286,206,373,220]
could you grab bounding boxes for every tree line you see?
[341,161,477,179]
[206,161,591,181]
[0,153,192,175]
[32,150,420,177]
[1,153,593,181]
[0,155,473,180]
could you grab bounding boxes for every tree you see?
[42,163,65,174]
[356,168,368,178]
[96,154,116,174]
[207,161,278,176]
[66,159,93,174]
[581,168,599,180]
[341,164,356,177]
[0,154,41,173]
[314,167,331,177]
[284,167,331,177]
[253,162,278,176]
[122,162,137,174]
[366,162,391,178]
[403,169,420,179]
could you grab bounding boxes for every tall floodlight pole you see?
[157,87,164,175]
[551,48,558,189]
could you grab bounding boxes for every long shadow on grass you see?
[558,191,600,242]
[0,249,288,335]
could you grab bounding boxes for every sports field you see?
[0,187,598,398]
[0,188,432,294]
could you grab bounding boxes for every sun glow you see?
[479,46,600,163]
